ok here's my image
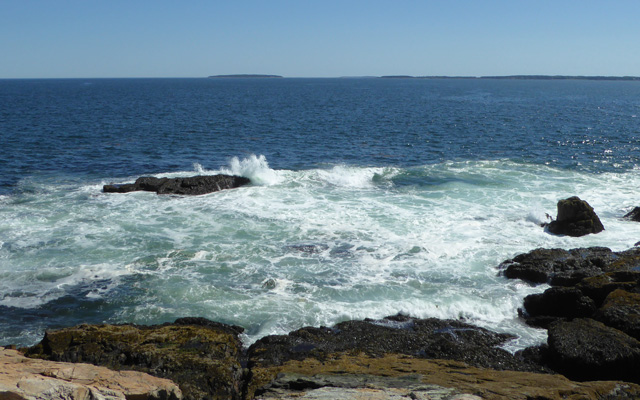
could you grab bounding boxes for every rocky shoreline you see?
[3,197,640,399]
[6,240,640,400]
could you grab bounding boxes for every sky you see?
[1,0,639,79]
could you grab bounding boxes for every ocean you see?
[1,77,639,350]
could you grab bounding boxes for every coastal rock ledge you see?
[501,246,640,385]
[19,315,640,400]
[103,174,251,195]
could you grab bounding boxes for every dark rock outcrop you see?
[547,318,640,383]
[594,289,640,341]
[500,246,640,285]
[546,196,604,236]
[24,317,245,400]
[624,207,640,222]
[523,286,596,327]
[503,246,640,383]
[245,314,551,398]
[247,314,545,373]
[103,174,250,195]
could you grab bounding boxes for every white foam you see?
[3,159,640,349]
[0,263,131,308]
[315,165,382,188]
[219,154,283,185]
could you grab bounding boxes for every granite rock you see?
[0,347,181,400]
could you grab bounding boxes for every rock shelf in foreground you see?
[0,348,181,400]
[19,312,640,400]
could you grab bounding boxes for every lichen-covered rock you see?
[246,314,551,399]
[0,347,181,400]
[103,174,251,195]
[594,289,640,341]
[546,196,604,236]
[249,354,640,400]
[577,271,640,306]
[547,318,640,383]
[24,317,244,400]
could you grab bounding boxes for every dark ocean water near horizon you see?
[1,77,639,348]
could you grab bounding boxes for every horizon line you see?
[2,74,640,81]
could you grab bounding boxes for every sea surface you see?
[1,77,639,349]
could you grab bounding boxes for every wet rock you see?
[246,314,551,399]
[24,317,245,400]
[624,207,640,222]
[594,289,640,341]
[547,318,640,383]
[500,246,633,285]
[103,174,250,195]
[0,348,181,400]
[546,196,604,236]
[523,286,596,327]
[247,314,541,372]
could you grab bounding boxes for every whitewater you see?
[2,154,639,350]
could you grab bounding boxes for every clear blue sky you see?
[1,0,639,78]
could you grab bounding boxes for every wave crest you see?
[221,155,283,185]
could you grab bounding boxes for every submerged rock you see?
[0,347,181,400]
[546,196,604,236]
[103,174,250,195]
[24,317,245,400]
[624,206,640,222]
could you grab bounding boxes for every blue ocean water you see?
[1,78,639,348]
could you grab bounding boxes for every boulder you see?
[0,347,181,400]
[547,318,640,383]
[103,174,250,195]
[624,207,640,222]
[594,289,640,341]
[546,196,604,236]
[25,317,245,400]
[523,286,596,327]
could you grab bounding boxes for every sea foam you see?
[2,156,640,348]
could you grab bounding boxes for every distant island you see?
[208,74,283,79]
[380,75,640,81]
